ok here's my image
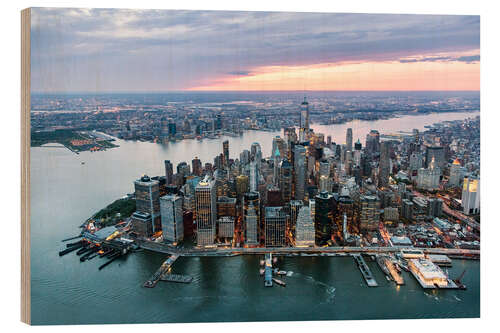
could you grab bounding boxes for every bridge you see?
[137,240,479,258]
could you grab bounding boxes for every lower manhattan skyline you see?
[25,7,480,326]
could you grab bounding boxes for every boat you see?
[260,259,265,266]
[276,270,287,276]
[259,268,265,276]
[272,278,286,287]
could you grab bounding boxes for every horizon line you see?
[31,89,481,95]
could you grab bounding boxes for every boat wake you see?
[289,272,336,303]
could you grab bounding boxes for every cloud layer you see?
[30,8,480,92]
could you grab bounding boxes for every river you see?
[30,111,480,324]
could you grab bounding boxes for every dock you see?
[353,254,378,287]
[144,254,180,288]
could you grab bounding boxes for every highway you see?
[137,239,479,258]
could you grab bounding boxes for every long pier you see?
[353,254,378,287]
[143,254,180,288]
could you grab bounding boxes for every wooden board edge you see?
[21,7,31,326]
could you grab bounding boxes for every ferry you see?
[272,278,286,287]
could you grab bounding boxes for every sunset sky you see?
[31,9,480,92]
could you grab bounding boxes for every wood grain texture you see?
[21,7,31,325]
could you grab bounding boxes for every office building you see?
[379,141,391,187]
[280,159,293,202]
[417,157,441,190]
[294,145,307,200]
[300,97,310,140]
[216,196,237,218]
[130,211,153,238]
[289,200,303,239]
[359,195,380,231]
[235,175,249,199]
[315,191,334,246]
[192,157,202,176]
[462,177,480,215]
[425,146,445,169]
[365,130,380,155]
[223,140,229,168]
[346,128,353,152]
[249,160,259,192]
[160,194,184,244]
[217,216,235,240]
[195,176,217,246]
[427,198,443,218]
[265,206,288,247]
[402,199,414,221]
[134,175,161,233]
[384,206,399,222]
[243,191,260,246]
[164,160,174,185]
[295,206,315,247]
[449,159,465,187]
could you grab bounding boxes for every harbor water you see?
[30,111,480,325]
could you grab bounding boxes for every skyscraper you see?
[250,142,262,166]
[243,191,260,246]
[235,175,249,199]
[280,158,293,203]
[462,177,480,215]
[160,194,184,244]
[222,140,229,168]
[417,157,441,190]
[359,195,380,232]
[289,200,303,241]
[294,145,306,200]
[379,141,391,187]
[195,176,217,246]
[346,128,353,152]
[295,206,315,247]
[273,148,281,185]
[315,191,333,246]
[365,130,380,155]
[300,97,309,132]
[425,146,445,169]
[265,206,288,247]
[192,157,202,176]
[249,160,259,192]
[164,160,174,185]
[134,175,161,233]
[449,159,465,187]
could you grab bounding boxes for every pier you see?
[264,253,273,287]
[143,254,180,288]
[377,256,404,285]
[353,254,378,287]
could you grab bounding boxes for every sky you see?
[30,8,480,93]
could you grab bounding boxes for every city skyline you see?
[31,8,479,93]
